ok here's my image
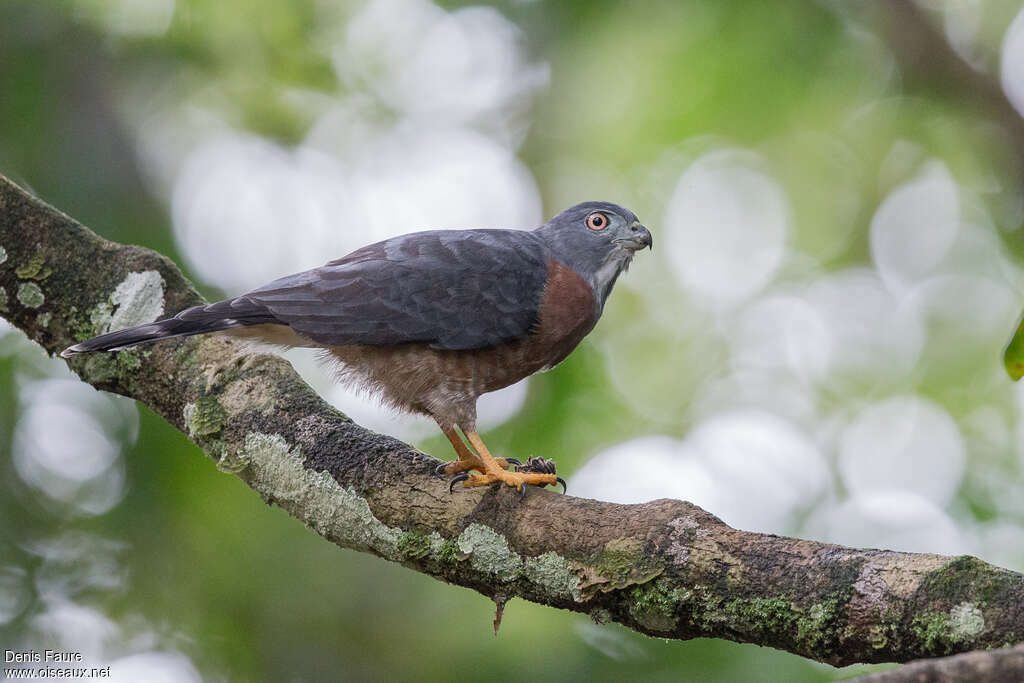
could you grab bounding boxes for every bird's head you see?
[534,201,652,308]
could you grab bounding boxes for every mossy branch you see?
[2,174,1023,668]
[852,643,1024,682]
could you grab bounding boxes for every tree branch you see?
[852,643,1024,682]
[2,174,1023,667]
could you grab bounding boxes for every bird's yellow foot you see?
[434,456,520,477]
[459,469,560,492]
[434,425,519,479]
[443,431,566,493]
[449,456,566,493]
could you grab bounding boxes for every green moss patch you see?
[398,530,432,560]
[629,579,690,632]
[575,537,664,598]
[186,397,229,438]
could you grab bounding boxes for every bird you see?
[63,201,652,493]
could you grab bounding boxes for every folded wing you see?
[245,229,550,350]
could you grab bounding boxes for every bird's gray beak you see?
[617,224,653,251]
[637,225,652,251]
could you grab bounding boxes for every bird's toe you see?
[512,457,565,492]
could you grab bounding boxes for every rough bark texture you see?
[854,644,1024,682]
[2,174,1023,668]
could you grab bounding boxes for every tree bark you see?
[852,643,1024,682]
[1,174,1022,668]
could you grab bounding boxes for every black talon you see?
[555,477,567,493]
[504,458,522,467]
[449,472,469,493]
[435,461,451,476]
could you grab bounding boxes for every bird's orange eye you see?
[586,212,608,230]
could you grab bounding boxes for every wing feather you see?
[244,229,551,350]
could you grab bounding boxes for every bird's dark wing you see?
[244,229,552,350]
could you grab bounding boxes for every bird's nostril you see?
[630,224,639,232]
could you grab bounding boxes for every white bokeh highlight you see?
[664,148,789,310]
[570,435,724,512]
[76,0,177,38]
[171,137,349,292]
[805,269,924,385]
[336,0,549,143]
[687,411,830,533]
[572,411,829,534]
[27,598,202,683]
[871,160,960,295]
[29,600,119,665]
[977,522,1024,574]
[838,395,966,506]
[810,491,968,555]
[13,378,136,516]
[691,369,819,427]
[904,273,1019,372]
[1001,8,1024,118]
[15,532,203,681]
[26,532,127,603]
[729,294,833,383]
[339,125,543,241]
[941,0,985,69]
[108,653,203,683]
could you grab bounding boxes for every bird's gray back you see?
[245,229,551,350]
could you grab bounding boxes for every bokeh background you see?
[3,0,1024,680]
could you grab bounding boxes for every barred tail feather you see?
[60,296,278,357]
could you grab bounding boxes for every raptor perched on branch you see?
[64,201,653,492]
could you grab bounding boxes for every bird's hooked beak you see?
[615,222,653,252]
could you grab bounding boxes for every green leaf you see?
[1003,313,1024,380]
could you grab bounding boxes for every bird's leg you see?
[456,431,559,491]
[434,424,518,476]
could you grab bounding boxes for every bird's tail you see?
[61,297,278,358]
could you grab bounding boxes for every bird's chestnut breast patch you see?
[533,259,597,352]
